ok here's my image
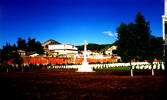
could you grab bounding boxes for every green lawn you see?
[96,66,131,70]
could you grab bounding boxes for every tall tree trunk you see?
[130,61,133,76]
[152,68,154,76]
[151,62,154,76]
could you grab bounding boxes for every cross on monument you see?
[77,40,94,72]
[83,40,88,63]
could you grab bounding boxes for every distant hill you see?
[42,39,60,48]
[77,41,118,53]
[77,43,112,52]
[47,39,60,45]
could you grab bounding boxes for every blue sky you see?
[0,0,164,48]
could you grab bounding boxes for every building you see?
[162,0,167,69]
[162,0,167,45]
[162,0,167,57]
[105,45,117,56]
[48,44,78,57]
[42,39,60,57]
[17,50,26,57]
[29,53,39,57]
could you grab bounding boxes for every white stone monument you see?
[77,40,94,72]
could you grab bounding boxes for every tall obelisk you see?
[77,40,94,72]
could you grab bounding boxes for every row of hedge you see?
[0,64,48,72]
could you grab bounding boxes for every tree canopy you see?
[117,23,136,62]
[17,37,27,51]
[0,37,44,66]
[117,12,164,63]
[0,43,22,66]
[17,37,44,54]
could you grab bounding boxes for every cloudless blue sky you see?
[0,0,164,48]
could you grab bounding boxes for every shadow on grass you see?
[111,70,157,76]
[111,72,131,76]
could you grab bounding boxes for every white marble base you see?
[77,61,94,72]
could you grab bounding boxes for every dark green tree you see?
[36,41,44,54]
[0,43,22,72]
[135,13,163,75]
[134,12,151,61]
[147,37,164,75]
[0,37,44,72]
[17,37,27,51]
[12,44,17,51]
[27,38,36,52]
[117,23,136,76]
[116,12,161,76]
[12,53,23,66]
[27,38,44,54]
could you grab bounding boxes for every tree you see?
[134,12,151,61]
[0,43,22,72]
[27,37,44,54]
[36,41,44,54]
[12,53,23,67]
[27,38,36,52]
[147,37,164,75]
[116,12,162,76]
[117,23,136,76]
[0,37,44,72]
[117,12,151,61]
[12,44,17,51]
[17,37,27,51]
[134,12,164,76]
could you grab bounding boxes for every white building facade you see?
[48,44,78,55]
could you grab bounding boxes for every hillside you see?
[77,41,118,53]
[77,43,111,52]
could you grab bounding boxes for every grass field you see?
[0,69,165,100]
[96,66,131,70]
